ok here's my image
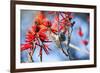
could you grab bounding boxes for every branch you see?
[51,32,89,55]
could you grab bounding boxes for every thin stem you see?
[60,12,65,19]
[40,47,42,62]
[37,38,43,62]
[66,27,72,60]
[28,42,35,62]
[59,40,68,56]
[28,50,34,62]
[57,12,68,57]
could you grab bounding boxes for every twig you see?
[66,27,72,60]
[28,42,35,62]
[40,47,42,62]
[57,12,69,57]
[37,38,43,62]
[28,51,34,62]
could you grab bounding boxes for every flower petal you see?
[77,27,83,37]
[38,32,48,41]
[21,43,32,51]
[82,40,88,46]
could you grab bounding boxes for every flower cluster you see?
[21,11,75,62]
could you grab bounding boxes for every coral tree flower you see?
[77,27,83,37]
[25,31,35,43]
[82,40,88,46]
[54,12,74,34]
[60,12,72,26]
[30,25,48,42]
[21,24,48,51]
[21,43,32,51]
[35,11,46,25]
[43,19,58,34]
[20,11,77,62]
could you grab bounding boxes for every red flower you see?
[25,31,35,42]
[60,20,71,26]
[60,12,72,26]
[82,40,88,46]
[39,32,48,41]
[77,27,83,37]
[43,19,58,34]
[21,24,48,51]
[43,19,52,27]
[21,43,32,51]
[35,11,46,25]
[30,25,48,42]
